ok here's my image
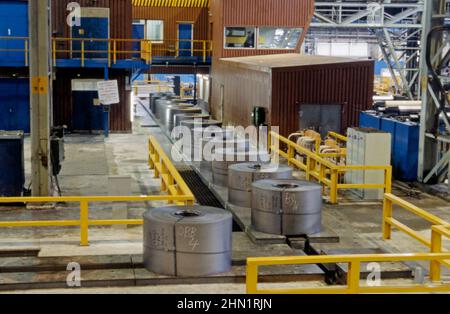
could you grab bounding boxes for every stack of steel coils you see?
[228,163,293,208]
[212,148,270,187]
[164,107,202,132]
[251,179,322,235]
[143,206,232,277]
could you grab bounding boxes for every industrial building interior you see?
[0,0,449,296]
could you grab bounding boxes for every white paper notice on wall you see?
[97,80,120,105]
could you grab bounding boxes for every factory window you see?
[257,27,303,49]
[224,27,256,49]
[147,20,164,43]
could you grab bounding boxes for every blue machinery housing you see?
[360,111,420,182]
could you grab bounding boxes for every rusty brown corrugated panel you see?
[53,69,132,132]
[271,61,374,137]
[211,0,315,59]
[52,0,132,59]
[133,6,209,56]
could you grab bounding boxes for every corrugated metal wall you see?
[52,0,132,59]
[271,61,375,136]
[211,0,315,58]
[211,60,374,137]
[133,6,209,56]
[210,62,271,125]
[53,69,131,132]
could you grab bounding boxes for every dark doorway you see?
[299,104,342,137]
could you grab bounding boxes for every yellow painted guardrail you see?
[327,131,348,145]
[0,37,212,67]
[246,253,450,294]
[382,193,450,280]
[148,135,195,205]
[0,137,195,246]
[270,131,392,204]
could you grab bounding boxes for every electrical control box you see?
[346,128,392,200]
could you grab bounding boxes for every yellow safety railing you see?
[382,193,450,280]
[327,131,348,145]
[148,135,195,205]
[0,137,195,246]
[0,37,212,67]
[270,131,392,204]
[246,253,450,294]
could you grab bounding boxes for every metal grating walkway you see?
[177,168,224,209]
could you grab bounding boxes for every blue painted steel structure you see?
[360,111,419,181]
[0,131,25,197]
[178,23,193,57]
[0,1,28,65]
[394,121,419,182]
[381,117,397,158]
[72,17,109,59]
[0,78,30,133]
[359,111,381,129]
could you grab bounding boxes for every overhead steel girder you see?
[311,2,424,29]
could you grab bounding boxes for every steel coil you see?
[163,106,200,131]
[212,148,271,187]
[251,179,322,235]
[228,163,293,208]
[143,206,233,277]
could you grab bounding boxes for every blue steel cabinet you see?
[360,112,381,129]
[72,90,104,132]
[72,17,109,59]
[380,117,397,162]
[394,121,419,182]
[132,23,145,59]
[0,131,25,197]
[0,78,30,133]
[0,0,29,66]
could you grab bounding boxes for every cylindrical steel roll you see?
[154,98,189,120]
[212,148,271,187]
[180,119,222,131]
[161,105,197,130]
[174,114,210,130]
[143,206,232,277]
[251,179,322,235]
[228,163,293,208]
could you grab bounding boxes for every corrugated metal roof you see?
[220,54,372,72]
[132,0,210,8]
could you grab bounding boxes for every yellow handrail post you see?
[202,40,206,63]
[108,41,111,67]
[384,167,393,194]
[113,40,117,64]
[24,40,29,67]
[81,40,85,67]
[176,40,179,58]
[430,227,442,282]
[148,41,152,64]
[287,146,294,167]
[52,39,56,67]
[382,195,393,240]
[246,261,258,294]
[80,200,89,246]
[306,156,311,181]
[347,260,361,293]
[161,163,168,192]
[330,168,338,204]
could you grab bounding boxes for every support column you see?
[418,0,446,183]
[29,0,52,196]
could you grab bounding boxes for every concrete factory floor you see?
[0,99,449,293]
